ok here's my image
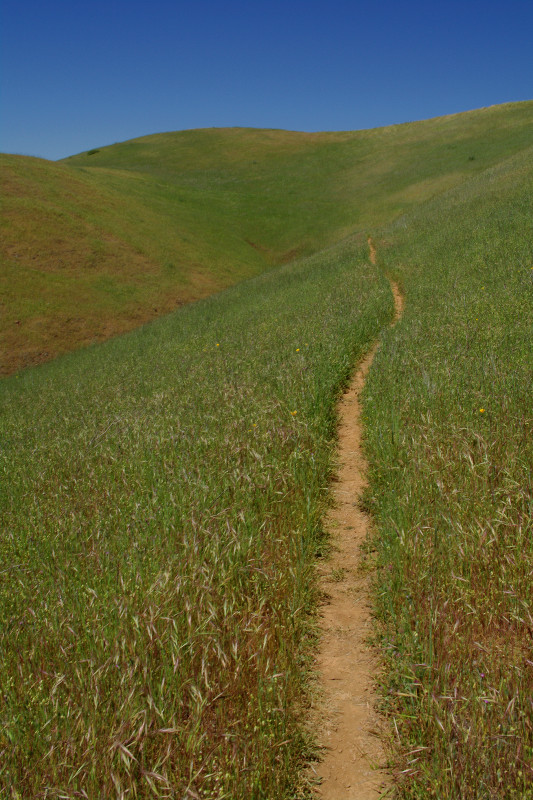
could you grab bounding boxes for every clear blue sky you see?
[1,0,532,161]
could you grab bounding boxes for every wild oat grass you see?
[0,239,391,798]
[364,145,533,798]
[2,102,533,799]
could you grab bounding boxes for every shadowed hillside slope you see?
[2,100,533,373]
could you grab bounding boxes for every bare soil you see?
[311,252,403,799]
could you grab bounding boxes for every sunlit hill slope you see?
[2,100,533,374]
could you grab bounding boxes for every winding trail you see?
[312,242,403,799]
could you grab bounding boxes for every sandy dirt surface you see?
[311,247,403,799]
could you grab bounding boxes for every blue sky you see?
[1,0,532,161]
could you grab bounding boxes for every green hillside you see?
[364,142,533,797]
[1,101,533,798]
[1,233,392,798]
[2,101,533,374]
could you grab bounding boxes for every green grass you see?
[2,101,533,373]
[2,100,533,798]
[0,238,391,798]
[364,145,533,798]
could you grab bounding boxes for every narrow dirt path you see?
[367,237,378,267]
[311,242,403,799]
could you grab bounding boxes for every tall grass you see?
[0,240,391,798]
[4,104,533,798]
[364,147,533,797]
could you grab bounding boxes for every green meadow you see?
[2,101,532,372]
[364,144,533,798]
[1,241,391,798]
[1,100,532,797]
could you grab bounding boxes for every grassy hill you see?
[365,143,533,797]
[2,101,533,374]
[1,234,392,798]
[1,100,533,798]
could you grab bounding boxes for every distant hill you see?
[2,100,533,374]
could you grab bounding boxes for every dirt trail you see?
[311,242,403,799]
[367,237,378,267]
